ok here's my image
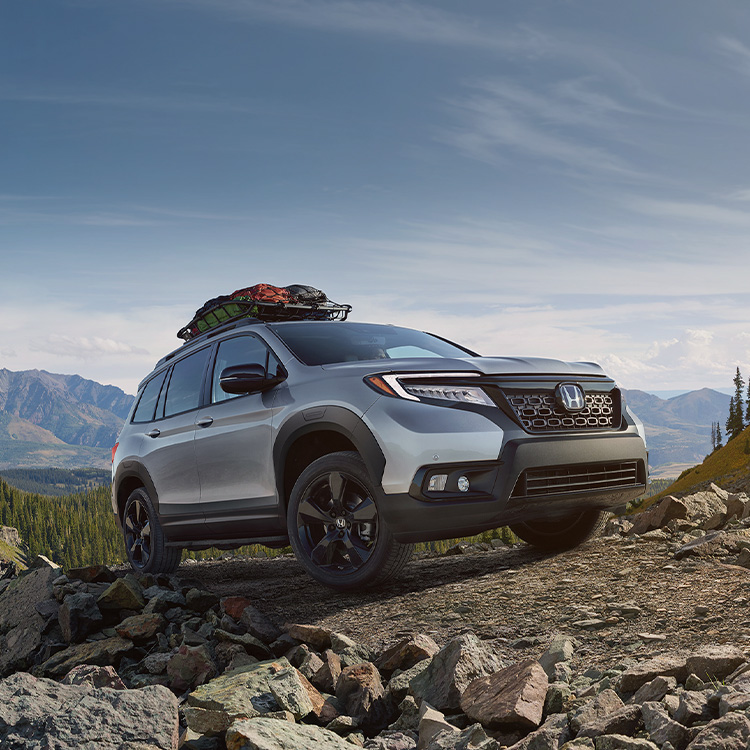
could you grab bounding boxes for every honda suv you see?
[112,318,648,589]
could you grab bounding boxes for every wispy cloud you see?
[717,36,750,76]
[168,0,543,53]
[439,79,647,179]
[624,197,750,227]
[29,335,149,360]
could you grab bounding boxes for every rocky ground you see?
[3,483,750,749]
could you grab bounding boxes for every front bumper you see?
[378,431,647,543]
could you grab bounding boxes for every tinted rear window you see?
[270,323,473,366]
[164,347,211,417]
[132,371,167,423]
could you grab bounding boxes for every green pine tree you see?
[727,368,746,441]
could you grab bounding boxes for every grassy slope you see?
[649,423,750,504]
[0,539,27,569]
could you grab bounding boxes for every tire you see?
[122,487,182,574]
[509,509,607,552]
[287,451,414,591]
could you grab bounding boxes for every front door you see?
[194,334,283,538]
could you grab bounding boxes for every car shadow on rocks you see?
[177,544,552,628]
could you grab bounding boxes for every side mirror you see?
[219,364,284,395]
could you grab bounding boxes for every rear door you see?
[139,345,212,541]
[194,333,283,538]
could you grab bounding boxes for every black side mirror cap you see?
[219,364,285,394]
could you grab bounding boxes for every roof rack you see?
[176,298,351,341]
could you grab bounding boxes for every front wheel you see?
[122,487,182,574]
[509,509,607,552]
[287,451,413,590]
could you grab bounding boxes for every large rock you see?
[97,576,145,611]
[39,635,134,679]
[285,622,332,650]
[674,532,726,560]
[505,713,571,750]
[409,633,504,712]
[628,496,689,535]
[269,665,327,720]
[0,671,178,749]
[685,713,750,749]
[167,643,218,692]
[337,661,392,732]
[240,604,282,643]
[460,659,548,729]
[684,646,745,682]
[682,490,728,529]
[425,724,500,750]
[187,657,293,723]
[226,717,353,749]
[569,690,625,735]
[538,636,575,680]
[115,612,167,642]
[619,655,688,693]
[0,564,58,675]
[58,591,103,642]
[641,701,691,750]
[61,664,127,689]
[376,634,439,674]
[312,648,343,693]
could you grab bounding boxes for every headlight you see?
[365,372,496,407]
[402,384,495,406]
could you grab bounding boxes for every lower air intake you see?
[512,461,642,498]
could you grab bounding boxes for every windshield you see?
[269,322,476,366]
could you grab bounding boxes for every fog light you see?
[428,474,448,492]
[458,476,470,492]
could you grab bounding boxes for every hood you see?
[322,356,608,378]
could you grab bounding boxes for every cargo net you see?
[177,284,351,341]
[501,390,618,432]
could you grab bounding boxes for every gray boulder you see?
[0,671,178,749]
[0,564,58,675]
[58,591,103,642]
[685,713,750,749]
[410,633,504,712]
[226,717,353,749]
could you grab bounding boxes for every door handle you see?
[196,416,214,427]
[145,429,161,438]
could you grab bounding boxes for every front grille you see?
[512,461,641,498]
[502,390,618,432]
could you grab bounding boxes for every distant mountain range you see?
[0,369,134,469]
[0,368,732,473]
[622,388,731,469]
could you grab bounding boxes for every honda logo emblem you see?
[556,383,586,413]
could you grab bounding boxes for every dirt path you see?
[175,533,750,671]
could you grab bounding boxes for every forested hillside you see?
[0,479,125,569]
[0,468,110,496]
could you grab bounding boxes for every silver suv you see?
[112,318,648,590]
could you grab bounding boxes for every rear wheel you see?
[510,509,607,552]
[287,451,413,590]
[123,487,181,574]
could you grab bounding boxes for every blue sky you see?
[2,0,750,395]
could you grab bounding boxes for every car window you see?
[164,347,211,417]
[132,371,167,423]
[211,335,278,403]
[269,322,475,366]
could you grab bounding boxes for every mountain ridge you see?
[0,368,134,469]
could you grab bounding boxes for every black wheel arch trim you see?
[273,406,386,511]
[113,461,161,526]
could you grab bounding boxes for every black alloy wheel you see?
[288,451,413,590]
[296,469,378,573]
[122,487,182,574]
[124,493,152,569]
